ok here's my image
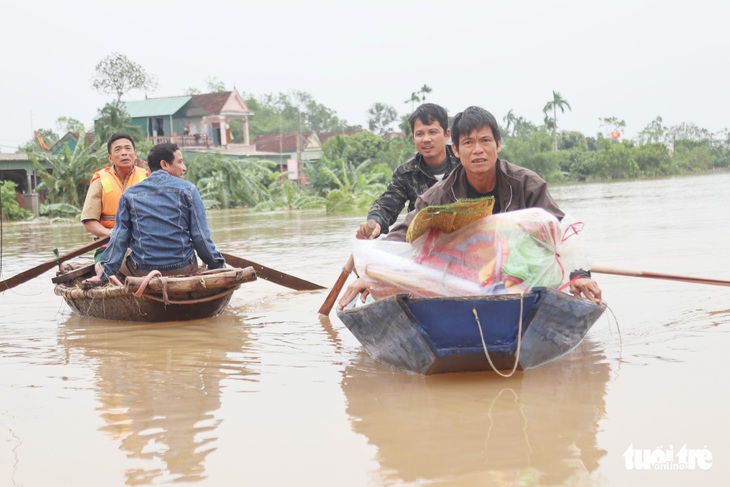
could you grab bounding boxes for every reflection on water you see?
[342,340,610,485]
[57,313,258,485]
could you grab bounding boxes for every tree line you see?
[4,53,728,221]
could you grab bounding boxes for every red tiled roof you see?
[254,130,368,153]
[191,91,232,114]
[254,132,313,153]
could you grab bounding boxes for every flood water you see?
[1,172,729,486]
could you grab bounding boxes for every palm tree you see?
[404,84,433,111]
[94,101,142,146]
[404,92,421,111]
[418,84,432,101]
[503,109,518,137]
[543,91,571,151]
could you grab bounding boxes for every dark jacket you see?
[386,159,565,242]
[367,146,460,234]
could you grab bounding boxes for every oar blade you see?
[0,237,108,291]
[220,253,324,291]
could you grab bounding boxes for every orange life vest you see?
[91,166,148,229]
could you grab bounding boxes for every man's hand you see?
[337,277,370,310]
[81,275,104,290]
[569,278,602,304]
[83,220,112,239]
[356,220,381,240]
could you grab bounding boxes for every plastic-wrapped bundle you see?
[352,207,590,299]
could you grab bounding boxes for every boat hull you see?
[337,288,605,374]
[54,267,256,322]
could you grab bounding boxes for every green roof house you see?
[95,89,253,150]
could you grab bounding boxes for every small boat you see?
[337,287,606,375]
[53,263,257,322]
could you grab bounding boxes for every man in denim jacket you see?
[92,142,225,283]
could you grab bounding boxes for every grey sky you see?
[2,0,728,151]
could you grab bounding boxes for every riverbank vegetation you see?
[12,72,730,220]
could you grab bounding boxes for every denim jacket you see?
[99,170,225,280]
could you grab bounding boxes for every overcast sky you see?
[2,0,728,151]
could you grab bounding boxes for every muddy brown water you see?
[1,173,729,486]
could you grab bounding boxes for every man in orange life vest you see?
[80,133,149,260]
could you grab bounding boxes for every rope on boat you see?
[472,293,524,378]
[133,270,163,298]
[140,287,236,305]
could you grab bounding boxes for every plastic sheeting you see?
[353,208,591,299]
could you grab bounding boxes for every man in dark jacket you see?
[356,103,460,239]
[340,106,602,308]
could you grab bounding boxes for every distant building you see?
[252,130,363,180]
[49,132,95,155]
[94,88,254,151]
[0,153,41,215]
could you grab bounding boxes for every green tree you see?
[258,176,325,211]
[667,122,712,143]
[185,76,227,95]
[598,116,626,139]
[543,91,571,152]
[92,52,157,102]
[367,102,398,136]
[245,91,355,138]
[500,129,562,181]
[583,139,639,179]
[559,131,589,151]
[185,153,274,208]
[205,76,226,92]
[94,101,143,146]
[321,132,386,167]
[56,116,86,134]
[404,84,432,111]
[672,143,714,173]
[0,181,33,221]
[503,109,518,137]
[633,142,673,176]
[30,136,104,209]
[321,158,385,212]
[370,137,415,171]
[636,116,667,144]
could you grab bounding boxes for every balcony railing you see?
[145,135,214,148]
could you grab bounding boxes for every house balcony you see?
[145,135,214,149]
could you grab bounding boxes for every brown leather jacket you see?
[386,159,565,242]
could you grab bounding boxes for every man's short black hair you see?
[107,133,136,154]
[408,103,449,134]
[147,143,180,172]
[450,106,502,149]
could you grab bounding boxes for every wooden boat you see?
[53,263,257,322]
[337,287,606,375]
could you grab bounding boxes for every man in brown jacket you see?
[339,106,602,308]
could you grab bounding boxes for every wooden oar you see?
[591,265,730,287]
[0,237,109,291]
[220,252,324,291]
[318,254,356,315]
